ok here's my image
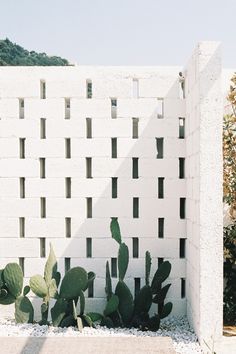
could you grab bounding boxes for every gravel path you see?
[0,316,202,354]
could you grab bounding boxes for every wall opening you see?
[19,99,24,119]
[156,138,164,158]
[87,198,92,218]
[133,198,139,218]
[20,177,25,198]
[65,98,70,119]
[111,138,117,158]
[132,158,139,179]
[158,218,164,238]
[65,217,71,238]
[132,237,139,258]
[40,118,46,139]
[19,217,25,238]
[40,80,46,99]
[111,98,117,118]
[86,118,92,138]
[19,138,25,159]
[86,80,92,99]
[132,118,139,139]
[86,157,92,178]
[158,177,164,199]
[112,177,118,198]
[86,238,92,258]
[40,158,46,179]
[40,238,46,258]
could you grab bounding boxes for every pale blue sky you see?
[0,0,235,67]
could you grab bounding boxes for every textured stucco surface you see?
[185,42,223,351]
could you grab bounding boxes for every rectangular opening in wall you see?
[132,158,139,179]
[86,118,92,138]
[40,80,46,99]
[179,73,185,99]
[133,79,139,98]
[41,197,46,218]
[65,98,70,119]
[132,238,139,258]
[158,257,164,267]
[112,177,118,198]
[40,118,46,139]
[20,177,25,198]
[158,177,164,199]
[87,198,92,218]
[65,217,71,238]
[40,238,46,258]
[39,158,46,179]
[134,278,141,298]
[157,98,164,118]
[179,158,185,179]
[65,138,71,158]
[132,118,139,139]
[179,118,185,139]
[111,138,117,158]
[86,158,92,178]
[133,198,139,218]
[86,238,92,258]
[156,138,164,159]
[19,98,24,119]
[88,281,94,298]
[65,258,71,273]
[180,198,186,219]
[19,217,25,238]
[179,238,186,258]
[19,138,25,159]
[19,258,24,276]
[86,79,92,99]
[158,218,164,238]
[181,278,186,298]
[111,98,117,118]
[111,258,117,278]
[65,177,71,198]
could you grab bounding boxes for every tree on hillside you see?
[0,38,70,66]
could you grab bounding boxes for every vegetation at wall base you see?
[0,38,70,66]
[224,224,236,325]
[223,73,236,325]
[0,219,172,331]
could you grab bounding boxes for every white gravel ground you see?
[0,316,202,354]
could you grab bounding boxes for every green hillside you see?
[0,38,70,66]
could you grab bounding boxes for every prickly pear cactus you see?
[29,243,60,324]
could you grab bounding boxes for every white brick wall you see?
[0,44,225,348]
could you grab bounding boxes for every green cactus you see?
[151,261,171,294]
[3,263,23,298]
[118,243,129,281]
[15,296,34,323]
[159,302,173,319]
[134,285,152,314]
[0,263,34,323]
[115,281,134,325]
[29,244,60,324]
[102,218,173,331]
[50,265,96,328]
[105,261,112,300]
[59,267,88,300]
[110,217,122,244]
[104,294,119,316]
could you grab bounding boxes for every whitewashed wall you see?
[0,43,224,350]
[185,42,223,352]
[0,65,187,317]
